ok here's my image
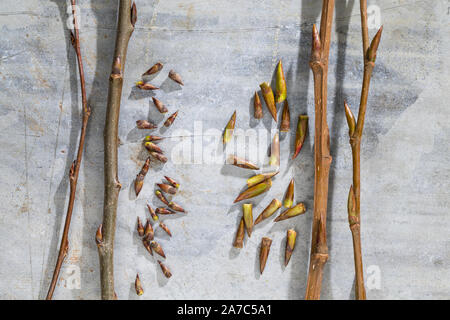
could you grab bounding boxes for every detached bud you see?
[285,229,297,266]
[137,217,144,237]
[242,203,253,237]
[223,111,236,145]
[144,135,164,142]
[164,111,179,127]
[234,179,272,203]
[158,260,172,278]
[247,172,278,188]
[150,240,166,258]
[157,183,177,195]
[136,120,157,129]
[155,190,169,205]
[259,237,272,274]
[259,82,277,122]
[144,219,154,241]
[136,81,159,90]
[147,204,159,222]
[168,202,185,213]
[280,100,290,132]
[159,221,172,237]
[274,203,306,222]
[292,115,308,159]
[254,92,263,119]
[143,62,163,76]
[135,157,150,196]
[144,141,163,154]
[233,218,245,248]
[168,70,184,86]
[254,199,282,225]
[150,152,168,163]
[156,207,176,215]
[283,178,294,208]
[143,239,153,255]
[135,274,144,296]
[152,97,168,113]
[164,176,180,189]
[228,155,259,170]
[275,60,287,103]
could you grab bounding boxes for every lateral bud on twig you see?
[283,178,294,208]
[223,111,236,145]
[155,190,169,205]
[259,237,272,274]
[147,204,159,222]
[367,26,383,63]
[274,203,306,222]
[135,274,143,296]
[292,115,308,159]
[158,260,172,278]
[228,155,259,170]
[242,203,253,237]
[344,101,356,137]
[130,2,137,27]
[150,240,166,258]
[144,135,164,142]
[152,97,168,113]
[144,141,163,154]
[143,62,163,76]
[234,179,272,203]
[269,132,280,167]
[280,100,290,132]
[159,221,172,237]
[143,239,153,255]
[285,229,297,266]
[168,202,185,213]
[347,185,358,226]
[247,172,278,188]
[254,199,282,225]
[168,70,184,86]
[136,81,159,90]
[144,219,154,241]
[95,224,103,247]
[150,152,168,163]
[136,217,144,237]
[233,218,245,248]
[311,24,321,62]
[157,183,177,195]
[254,92,263,119]
[275,60,287,103]
[134,157,150,196]
[260,82,277,122]
[165,176,180,189]
[156,207,176,215]
[111,56,122,77]
[136,120,157,129]
[164,111,179,127]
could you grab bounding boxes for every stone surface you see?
[0,0,448,299]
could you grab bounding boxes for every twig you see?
[344,0,383,300]
[304,0,335,300]
[46,0,91,300]
[97,0,136,300]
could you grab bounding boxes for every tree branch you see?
[304,0,335,300]
[98,0,136,300]
[46,0,91,300]
[344,0,383,300]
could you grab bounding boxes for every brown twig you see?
[46,0,91,300]
[304,0,334,300]
[98,0,136,300]
[344,0,383,300]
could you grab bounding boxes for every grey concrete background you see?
[0,0,449,299]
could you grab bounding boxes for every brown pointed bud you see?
[136,217,144,237]
[111,56,121,76]
[254,199,282,225]
[292,115,308,159]
[135,157,150,196]
[222,111,236,145]
[150,152,167,163]
[143,239,153,255]
[285,229,297,266]
[135,274,144,296]
[311,24,321,62]
[247,171,278,188]
[136,120,157,129]
[144,141,163,154]
[344,101,356,137]
[151,97,168,113]
[242,203,253,237]
[150,240,166,258]
[259,237,272,274]
[274,203,306,222]
[158,260,172,278]
[283,179,294,208]
[269,132,280,167]
[156,207,176,215]
[228,155,259,170]
[164,110,179,127]
[164,176,180,189]
[168,70,184,85]
[234,179,272,203]
[95,224,103,247]
[159,221,172,237]
[155,190,169,205]
[233,218,245,248]
[143,62,163,76]
[367,26,383,63]
[168,202,185,213]
[144,219,154,241]
[147,204,159,222]
[144,135,164,142]
[130,2,137,27]
[70,32,76,48]
[136,81,159,90]
[254,92,263,119]
[259,82,277,122]
[348,185,358,226]
[157,183,177,195]
[280,100,290,132]
[275,60,287,103]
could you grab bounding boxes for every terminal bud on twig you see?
[254,92,263,119]
[143,62,163,76]
[135,274,144,296]
[157,183,177,195]
[228,155,259,170]
[164,111,178,127]
[292,115,308,159]
[260,82,277,122]
[259,237,272,274]
[155,190,169,205]
[136,217,144,237]
[242,203,253,237]
[274,203,306,222]
[223,111,236,145]
[269,132,280,167]
[283,178,294,208]
[152,97,168,113]
[344,101,356,137]
[285,229,297,266]
[275,60,287,103]
[247,172,278,188]
[168,70,184,86]
[367,26,383,63]
[159,221,172,237]
[233,218,245,248]
[234,179,272,203]
[311,24,321,62]
[254,199,282,225]
[280,100,290,132]
[165,176,180,189]
[136,120,157,129]
[158,260,172,278]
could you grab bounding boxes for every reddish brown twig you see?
[46,0,91,300]
[344,0,383,300]
[98,0,136,300]
[304,0,334,300]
